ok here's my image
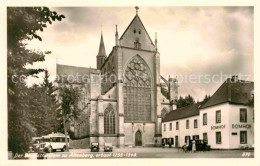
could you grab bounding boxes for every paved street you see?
[25,147,254,159]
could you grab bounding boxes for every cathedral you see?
[57,7,178,147]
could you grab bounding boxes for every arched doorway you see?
[135,130,142,146]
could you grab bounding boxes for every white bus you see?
[40,133,70,152]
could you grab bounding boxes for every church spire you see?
[97,32,107,70]
[115,24,119,46]
[155,32,158,51]
[97,32,107,57]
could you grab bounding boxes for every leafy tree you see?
[56,84,82,151]
[175,94,195,108]
[8,7,65,156]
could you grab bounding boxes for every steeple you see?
[97,32,107,57]
[155,32,158,51]
[97,32,107,70]
[115,24,119,46]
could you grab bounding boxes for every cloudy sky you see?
[25,7,254,101]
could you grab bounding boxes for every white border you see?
[1,0,259,166]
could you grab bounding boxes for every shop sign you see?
[232,124,251,129]
[211,124,226,130]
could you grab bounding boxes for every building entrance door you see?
[175,136,179,148]
[135,130,142,146]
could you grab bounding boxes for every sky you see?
[25,7,254,101]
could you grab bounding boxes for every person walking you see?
[192,140,196,153]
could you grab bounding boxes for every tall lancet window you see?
[104,105,115,134]
[123,55,152,122]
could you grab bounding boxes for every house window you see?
[186,120,189,129]
[203,113,207,125]
[216,110,221,124]
[240,109,247,123]
[194,119,198,128]
[203,133,208,141]
[169,123,172,131]
[185,136,191,143]
[164,124,166,132]
[193,135,199,140]
[216,132,222,144]
[240,131,247,144]
[104,106,115,134]
[176,122,179,130]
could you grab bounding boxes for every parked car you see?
[104,143,113,152]
[186,139,211,152]
[91,142,99,152]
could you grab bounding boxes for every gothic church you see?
[57,8,178,147]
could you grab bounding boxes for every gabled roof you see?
[97,33,107,57]
[119,14,156,51]
[56,64,98,84]
[201,78,254,109]
[162,102,204,122]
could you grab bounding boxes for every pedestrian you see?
[183,143,187,153]
[192,140,196,153]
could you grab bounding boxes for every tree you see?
[56,84,82,151]
[8,7,65,156]
[25,70,60,136]
[202,94,211,103]
[175,94,195,108]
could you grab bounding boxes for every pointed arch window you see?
[104,106,116,134]
[123,55,151,122]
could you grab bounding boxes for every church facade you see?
[57,8,178,147]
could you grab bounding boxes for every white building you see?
[162,103,202,147]
[162,77,254,149]
[199,77,254,149]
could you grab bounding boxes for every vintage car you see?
[91,142,100,152]
[104,143,113,152]
[186,139,211,152]
[30,137,42,152]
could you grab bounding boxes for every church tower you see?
[96,32,107,70]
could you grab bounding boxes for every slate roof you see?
[162,102,203,122]
[162,78,254,122]
[56,64,99,84]
[201,78,254,109]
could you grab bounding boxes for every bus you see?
[39,133,70,153]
